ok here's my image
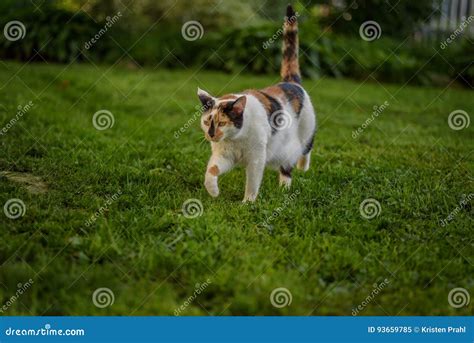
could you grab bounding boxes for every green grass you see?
[0,61,472,316]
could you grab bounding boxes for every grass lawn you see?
[0,61,472,316]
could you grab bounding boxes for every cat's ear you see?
[197,88,215,110]
[228,96,247,116]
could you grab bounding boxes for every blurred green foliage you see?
[311,0,440,38]
[0,0,471,88]
[0,0,101,62]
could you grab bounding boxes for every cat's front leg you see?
[204,155,234,197]
[243,151,266,202]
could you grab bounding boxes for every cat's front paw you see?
[204,176,219,197]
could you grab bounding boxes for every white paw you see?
[279,175,292,188]
[242,193,257,203]
[204,177,219,197]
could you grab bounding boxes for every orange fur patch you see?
[262,86,286,102]
[219,94,238,100]
[244,90,272,113]
[208,165,219,176]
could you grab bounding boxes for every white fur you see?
[201,88,316,202]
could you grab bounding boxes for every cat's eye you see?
[218,122,226,127]
[203,120,210,126]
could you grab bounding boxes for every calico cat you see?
[197,5,316,202]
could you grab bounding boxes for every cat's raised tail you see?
[280,4,301,84]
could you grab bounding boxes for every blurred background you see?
[1,0,473,316]
[0,0,472,88]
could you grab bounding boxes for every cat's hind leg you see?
[279,166,293,188]
[297,131,315,171]
[296,153,310,171]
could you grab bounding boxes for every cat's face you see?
[197,88,246,142]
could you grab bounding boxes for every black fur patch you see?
[199,95,215,112]
[221,101,244,129]
[280,166,293,177]
[302,130,315,155]
[286,4,296,18]
[257,91,283,135]
[208,119,216,137]
[278,82,305,116]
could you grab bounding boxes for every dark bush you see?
[0,2,101,63]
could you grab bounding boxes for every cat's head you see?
[197,88,246,142]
